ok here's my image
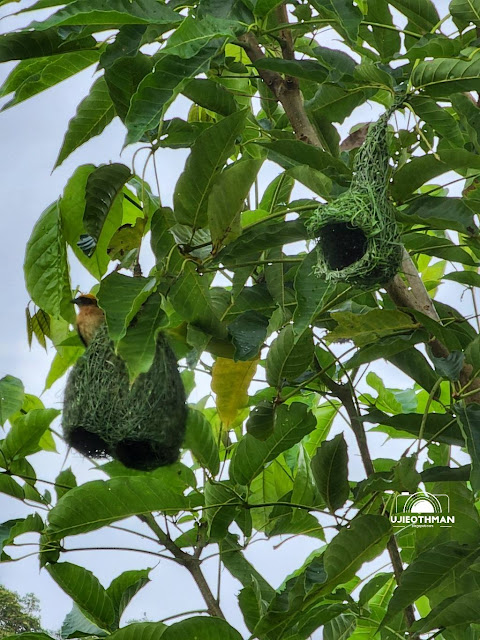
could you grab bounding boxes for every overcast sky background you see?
[0,0,472,637]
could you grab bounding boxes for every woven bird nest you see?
[307,104,402,288]
[63,325,187,471]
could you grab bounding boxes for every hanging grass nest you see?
[63,325,187,471]
[306,103,403,288]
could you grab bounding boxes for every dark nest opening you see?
[317,222,368,271]
[114,439,183,471]
[66,427,109,458]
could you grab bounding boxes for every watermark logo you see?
[389,491,455,529]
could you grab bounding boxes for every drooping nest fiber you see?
[63,325,187,471]
[307,104,403,288]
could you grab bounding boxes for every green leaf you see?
[388,347,439,392]
[293,251,330,336]
[0,28,96,62]
[323,515,392,590]
[104,53,153,123]
[174,109,248,228]
[184,409,220,475]
[44,344,84,391]
[100,24,147,69]
[47,562,115,630]
[108,622,166,640]
[162,617,242,640]
[254,58,328,83]
[100,460,196,492]
[259,173,294,212]
[163,15,240,58]
[324,614,356,640]
[403,231,477,266]
[220,533,275,600]
[354,60,394,89]
[47,476,188,539]
[346,332,426,369]
[412,57,480,97]
[252,0,285,16]
[246,402,275,440]
[208,158,263,251]
[0,51,100,109]
[1,634,55,640]
[444,271,480,287]
[28,0,181,29]
[365,409,463,446]
[55,467,77,501]
[61,604,109,639]
[60,165,122,279]
[204,480,238,540]
[266,325,314,388]
[0,375,24,426]
[24,202,73,321]
[311,433,349,512]
[411,589,480,634]
[360,1,400,60]
[125,45,217,146]
[106,569,151,625]
[392,149,480,200]
[306,84,368,124]
[230,402,316,485]
[383,541,480,625]
[456,403,480,494]
[150,208,175,264]
[310,0,362,41]
[55,76,115,168]
[399,195,476,234]
[452,92,480,152]
[215,219,308,266]
[3,409,60,460]
[328,310,417,347]
[0,513,43,555]
[405,33,467,60]
[388,0,440,33]
[261,140,350,182]
[169,262,224,338]
[0,474,25,500]
[97,272,156,341]
[182,78,237,116]
[227,310,269,361]
[430,351,464,381]
[117,292,168,380]
[450,0,480,28]
[409,95,465,147]
[82,163,131,252]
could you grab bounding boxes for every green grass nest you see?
[307,107,402,288]
[63,325,187,471]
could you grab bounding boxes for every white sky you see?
[0,0,472,637]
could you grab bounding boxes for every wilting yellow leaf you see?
[211,357,258,427]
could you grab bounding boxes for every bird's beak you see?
[71,298,79,305]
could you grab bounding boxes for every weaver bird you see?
[72,294,104,346]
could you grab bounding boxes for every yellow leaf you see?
[211,357,258,427]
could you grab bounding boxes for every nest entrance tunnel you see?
[317,222,368,271]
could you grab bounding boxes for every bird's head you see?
[71,293,98,308]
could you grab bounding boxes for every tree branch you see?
[386,251,480,402]
[238,28,322,147]
[139,515,225,619]
[321,375,416,629]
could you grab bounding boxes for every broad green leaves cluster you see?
[5,0,480,638]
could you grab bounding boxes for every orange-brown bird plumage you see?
[72,294,105,346]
